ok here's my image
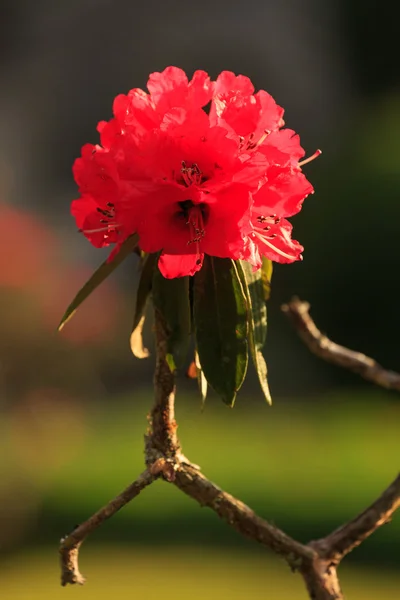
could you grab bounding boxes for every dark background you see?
[0,2,399,599]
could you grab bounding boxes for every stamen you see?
[298,149,322,167]
[97,207,115,218]
[254,129,271,148]
[185,205,205,264]
[247,129,271,150]
[253,229,297,261]
[79,224,121,234]
[180,161,204,186]
[257,214,280,227]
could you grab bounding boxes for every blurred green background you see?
[0,1,399,598]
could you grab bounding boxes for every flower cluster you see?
[72,67,319,278]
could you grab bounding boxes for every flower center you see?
[180,161,205,186]
[178,200,207,265]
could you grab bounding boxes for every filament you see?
[298,149,322,167]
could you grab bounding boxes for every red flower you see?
[72,67,319,277]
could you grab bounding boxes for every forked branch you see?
[282,297,400,392]
[58,303,399,600]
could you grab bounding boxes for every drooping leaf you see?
[130,315,149,359]
[238,260,271,404]
[58,234,139,331]
[195,350,208,407]
[152,268,191,371]
[193,256,248,406]
[260,257,273,301]
[186,351,208,406]
[130,252,158,359]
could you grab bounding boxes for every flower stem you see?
[146,308,180,463]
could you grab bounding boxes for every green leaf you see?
[130,252,158,359]
[193,256,248,406]
[238,261,272,405]
[152,268,191,371]
[58,234,139,331]
[260,257,273,301]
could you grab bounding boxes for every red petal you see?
[158,253,204,278]
[73,146,120,201]
[253,219,303,264]
[147,67,188,99]
[202,184,251,259]
[213,71,255,96]
[260,128,306,164]
[187,70,213,107]
[253,167,313,218]
[113,89,158,136]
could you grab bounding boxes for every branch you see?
[146,307,180,462]
[147,305,400,600]
[59,469,155,586]
[312,473,400,561]
[173,462,315,565]
[147,307,341,599]
[146,308,314,563]
[58,301,399,600]
[282,297,400,392]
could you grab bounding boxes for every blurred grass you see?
[1,547,399,600]
[0,388,399,598]
[1,389,398,552]
[43,390,399,515]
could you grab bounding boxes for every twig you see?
[312,473,400,561]
[282,297,400,392]
[173,462,315,565]
[59,469,155,586]
[173,462,344,600]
